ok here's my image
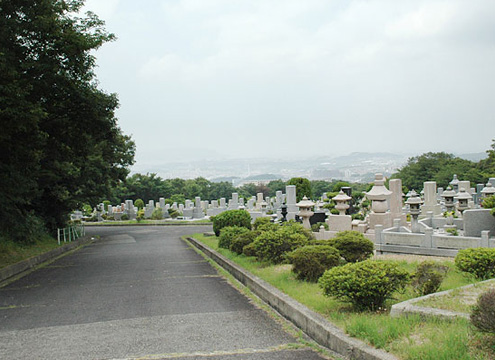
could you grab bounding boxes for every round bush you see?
[318,260,410,311]
[243,242,257,257]
[330,231,374,263]
[253,217,272,230]
[257,222,280,233]
[411,261,448,296]
[471,288,495,333]
[279,221,314,241]
[218,226,250,249]
[287,245,341,282]
[455,248,495,280]
[151,208,163,220]
[230,231,257,254]
[212,210,251,236]
[251,227,308,264]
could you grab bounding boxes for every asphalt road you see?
[0,225,329,359]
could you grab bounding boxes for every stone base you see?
[182,209,193,218]
[368,212,393,229]
[327,215,352,232]
[192,209,204,219]
[421,204,442,216]
[390,213,407,226]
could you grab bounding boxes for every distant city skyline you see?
[83,0,495,172]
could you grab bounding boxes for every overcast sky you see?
[82,0,495,169]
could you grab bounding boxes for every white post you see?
[57,228,61,245]
[63,228,66,243]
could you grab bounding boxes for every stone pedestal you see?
[368,213,393,230]
[327,214,352,232]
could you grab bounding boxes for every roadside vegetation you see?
[0,235,59,270]
[191,222,495,360]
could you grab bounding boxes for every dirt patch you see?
[373,253,454,263]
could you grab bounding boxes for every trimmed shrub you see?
[230,231,257,255]
[136,209,145,221]
[319,260,410,311]
[121,214,129,221]
[253,217,272,230]
[287,245,341,282]
[212,210,251,236]
[134,199,145,210]
[279,221,314,241]
[257,222,279,233]
[471,289,495,333]
[218,226,250,249]
[151,208,163,220]
[331,231,374,263]
[412,261,449,296]
[311,222,329,232]
[251,227,308,264]
[455,248,495,280]
[243,241,257,257]
[168,208,179,218]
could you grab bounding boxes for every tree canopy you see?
[0,0,135,242]
[391,143,494,191]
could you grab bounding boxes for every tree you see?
[391,152,482,191]
[287,177,312,202]
[0,0,134,241]
[267,180,286,197]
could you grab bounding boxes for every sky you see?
[82,0,495,169]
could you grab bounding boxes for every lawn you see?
[0,234,60,270]
[191,233,495,360]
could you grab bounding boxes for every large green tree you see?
[287,177,312,202]
[391,152,485,191]
[0,0,134,241]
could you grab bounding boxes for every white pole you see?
[57,228,61,245]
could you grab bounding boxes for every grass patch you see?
[190,233,494,360]
[0,234,60,269]
[416,279,495,313]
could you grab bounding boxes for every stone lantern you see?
[260,200,268,215]
[481,182,495,200]
[365,173,393,229]
[450,174,460,192]
[366,174,392,214]
[296,196,315,229]
[280,204,288,222]
[455,187,471,215]
[405,190,422,233]
[332,190,351,216]
[441,186,456,213]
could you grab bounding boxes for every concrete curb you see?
[390,279,495,320]
[186,236,398,360]
[84,222,212,227]
[0,236,94,284]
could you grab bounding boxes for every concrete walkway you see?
[0,226,329,359]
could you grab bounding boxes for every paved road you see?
[0,226,329,359]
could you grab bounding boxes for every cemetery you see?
[84,173,495,258]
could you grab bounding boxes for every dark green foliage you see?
[287,177,312,202]
[168,209,179,218]
[331,231,374,263]
[391,152,484,191]
[243,242,258,257]
[412,261,449,296]
[253,217,272,230]
[212,210,252,236]
[218,226,250,249]
[455,248,495,280]
[230,231,257,255]
[251,227,308,264]
[471,289,495,334]
[287,245,341,282]
[257,222,280,233]
[0,0,135,241]
[319,260,410,311]
[120,214,129,221]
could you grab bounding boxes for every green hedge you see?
[455,248,495,280]
[319,260,410,311]
[218,226,251,249]
[212,210,251,236]
[287,245,341,282]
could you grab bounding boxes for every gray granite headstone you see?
[464,209,495,237]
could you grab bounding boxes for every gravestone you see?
[464,209,495,237]
[193,197,204,219]
[286,185,298,220]
[421,181,442,216]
